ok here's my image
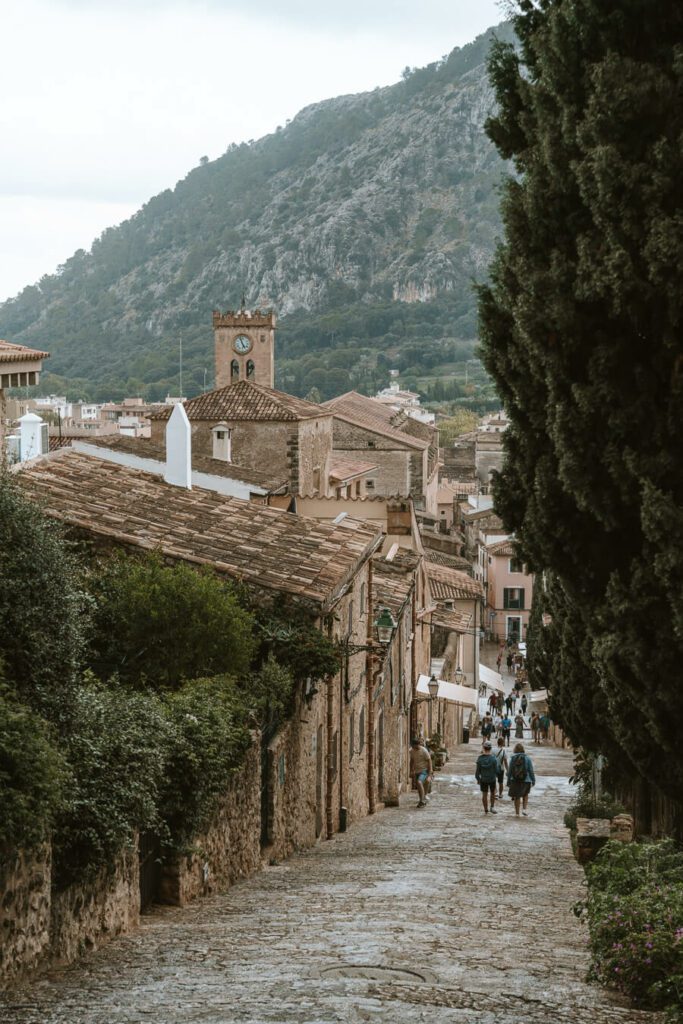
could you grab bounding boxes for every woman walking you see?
[507,742,536,816]
[514,712,525,739]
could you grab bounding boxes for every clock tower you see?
[213,306,276,389]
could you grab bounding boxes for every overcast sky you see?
[1,0,503,304]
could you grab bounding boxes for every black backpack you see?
[510,754,527,782]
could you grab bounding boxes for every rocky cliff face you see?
[0,23,513,399]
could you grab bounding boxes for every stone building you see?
[425,561,485,692]
[323,391,439,513]
[213,307,276,389]
[0,340,49,448]
[149,380,334,497]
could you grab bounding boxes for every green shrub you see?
[160,676,252,850]
[87,553,255,690]
[580,840,683,1017]
[0,689,65,850]
[563,791,625,831]
[53,680,170,886]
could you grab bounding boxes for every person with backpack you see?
[475,740,499,814]
[500,713,512,746]
[507,742,536,816]
[494,737,508,800]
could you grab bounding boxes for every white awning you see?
[417,674,478,707]
[528,689,548,703]
[479,663,504,693]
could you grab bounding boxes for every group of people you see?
[481,706,551,746]
[475,738,535,816]
[409,734,537,817]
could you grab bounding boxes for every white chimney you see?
[18,412,45,461]
[164,404,192,489]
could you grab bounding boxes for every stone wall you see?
[49,848,140,967]
[0,846,51,986]
[331,420,410,496]
[160,742,262,906]
[0,844,138,990]
[296,417,334,496]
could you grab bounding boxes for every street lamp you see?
[427,674,439,700]
[454,665,465,685]
[375,606,397,646]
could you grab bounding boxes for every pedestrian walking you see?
[507,742,535,816]
[505,693,514,715]
[500,713,512,746]
[409,737,432,808]
[488,692,497,715]
[496,691,504,714]
[539,713,550,743]
[521,693,528,715]
[475,740,499,814]
[494,737,508,800]
[481,714,494,744]
[506,653,514,672]
[514,712,525,739]
[496,650,503,672]
[531,712,541,744]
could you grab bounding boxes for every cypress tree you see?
[479,1,683,801]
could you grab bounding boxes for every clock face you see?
[233,334,252,354]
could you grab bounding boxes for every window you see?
[230,359,239,382]
[366,479,375,490]
[503,587,525,610]
[359,707,365,753]
[367,440,376,448]
[509,558,524,574]
[246,359,255,380]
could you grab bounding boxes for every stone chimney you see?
[164,404,192,489]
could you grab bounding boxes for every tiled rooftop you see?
[372,550,421,621]
[487,539,516,557]
[424,549,473,574]
[323,392,428,450]
[426,562,484,601]
[15,449,383,610]
[328,455,377,483]
[0,339,50,363]
[150,380,330,423]
[79,435,286,490]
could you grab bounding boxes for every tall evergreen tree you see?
[479,1,683,801]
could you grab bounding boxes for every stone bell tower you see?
[213,307,276,389]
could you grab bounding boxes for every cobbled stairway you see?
[1,742,663,1023]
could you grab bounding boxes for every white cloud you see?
[1,0,504,301]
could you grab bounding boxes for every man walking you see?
[409,737,432,808]
[505,692,514,715]
[495,737,508,800]
[475,740,499,814]
[507,742,536,816]
[500,712,512,746]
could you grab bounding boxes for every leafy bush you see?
[563,791,625,831]
[0,474,88,725]
[579,840,683,1017]
[160,677,252,849]
[87,553,255,690]
[53,680,171,886]
[0,688,65,850]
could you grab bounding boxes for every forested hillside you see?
[0,23,513,403]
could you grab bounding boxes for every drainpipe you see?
[366,560,376,815]
[325,671,335,840]
[410,590,418,739]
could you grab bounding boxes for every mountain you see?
[0,23,513,405]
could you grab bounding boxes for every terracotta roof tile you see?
[323,391,428,450]
[150,380,329,423]
[487,539,516,557]
[15,450,382,610]
[0,339,50,363]
[424,549,473,574]
[426,562,484,601]
[328,456,377,483]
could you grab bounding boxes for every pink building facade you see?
[485,539,534,643]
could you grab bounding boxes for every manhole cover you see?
[320,965,428,983]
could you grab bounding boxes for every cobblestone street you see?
[1,742,662,1024]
